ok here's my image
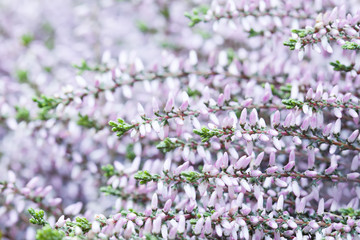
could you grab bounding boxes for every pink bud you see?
[347,172,360,180]
[305,170,318,177]
[224,85,231,101]
[322,123,333,137]
[306,88,313,100]
[239,108,247,125]
[222,152,229,169]
[152,216,162,234]
[317,198,324,215]
[250,169,262,177]
[254,152,264,167]
[333,223,343,231]
[152,97,159,113]
[272,111,280,126]
[275,178,287,188]
[287,220,297,229]
[143,218,152,234]
[164,94,174,112]
[178,215,186,233]
[284,161,295,171]
[266,166,278,174]
[127,213,137,220]
[348,130,359,143]
[204,217,212,235]
[92,221,101,233]
[268,220,278,229]
[217,94,225,106]
[151,193,158,210]
[137,103,145,116]
[26,177,39,189]
[56,215,65,228]
[276,195,284,211]
[240,179,251,192]
[308,149,315,169]
[333,119,341,134]
[242,98,253,107]
[325,164,337,174]
[124,221,134,239]
[163,199,172,212]
[349,109,359,118]
[249,109,258,126]
[296,197,307,213]
[309,220,320,230]
[269,152,276,166]
[194,218,204,235]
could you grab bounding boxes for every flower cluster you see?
[1,0,360,239]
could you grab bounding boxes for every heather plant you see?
[1,0,360,239]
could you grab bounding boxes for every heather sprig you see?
[2,0,360,239]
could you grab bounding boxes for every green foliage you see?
[134,171,160,184]
[248,28,264,38]
[180,171,201,182]
[156,137,180,153]
[184,5,209,27]
[330,60,354,72]
[186,87,202,98]
[338,208,360,217]
[282,99,304,109]
[194,29,212,39]
[136,20,157,34]
[43,66,52,73]
[100,185,122,196]
[193,127,226,142]
[33,95,62,120]
[73,60,107,74]
[109,118,134,137]
[159,5,170,20]
[77,113,98,129]
[291,28,314,38]
[265,84,291,99]
[145,234,162,240]
[16,69,29,83]
[21,34,34,47]
[342,41,360,50]
[283,38,297,50]
[15,106,30,122]
[226,48,236,64]
[126,144,136,160]
[42,22,55,50]
[66,217,91,233]
[28,208,47,226]
[160,41,181,51]
[102,164,115,178]
[35,225,65,240]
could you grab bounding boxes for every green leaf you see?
[283,38,297,50]
[248,28,264,38]
[134,171,154,184]
[136,20,157,34]
[281,99,304,109]
[180,171,201,182]
[342,41,360,50]
[156,138,179,153]
[21,34,34,47]
[28,208,47,226]
[77,113,98,129]
[15,106,30,122]
[35,225,65,240]
[16,70,29,83]
[330,60,354,72]
[101,164,115,178]
[109,118,134,137]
